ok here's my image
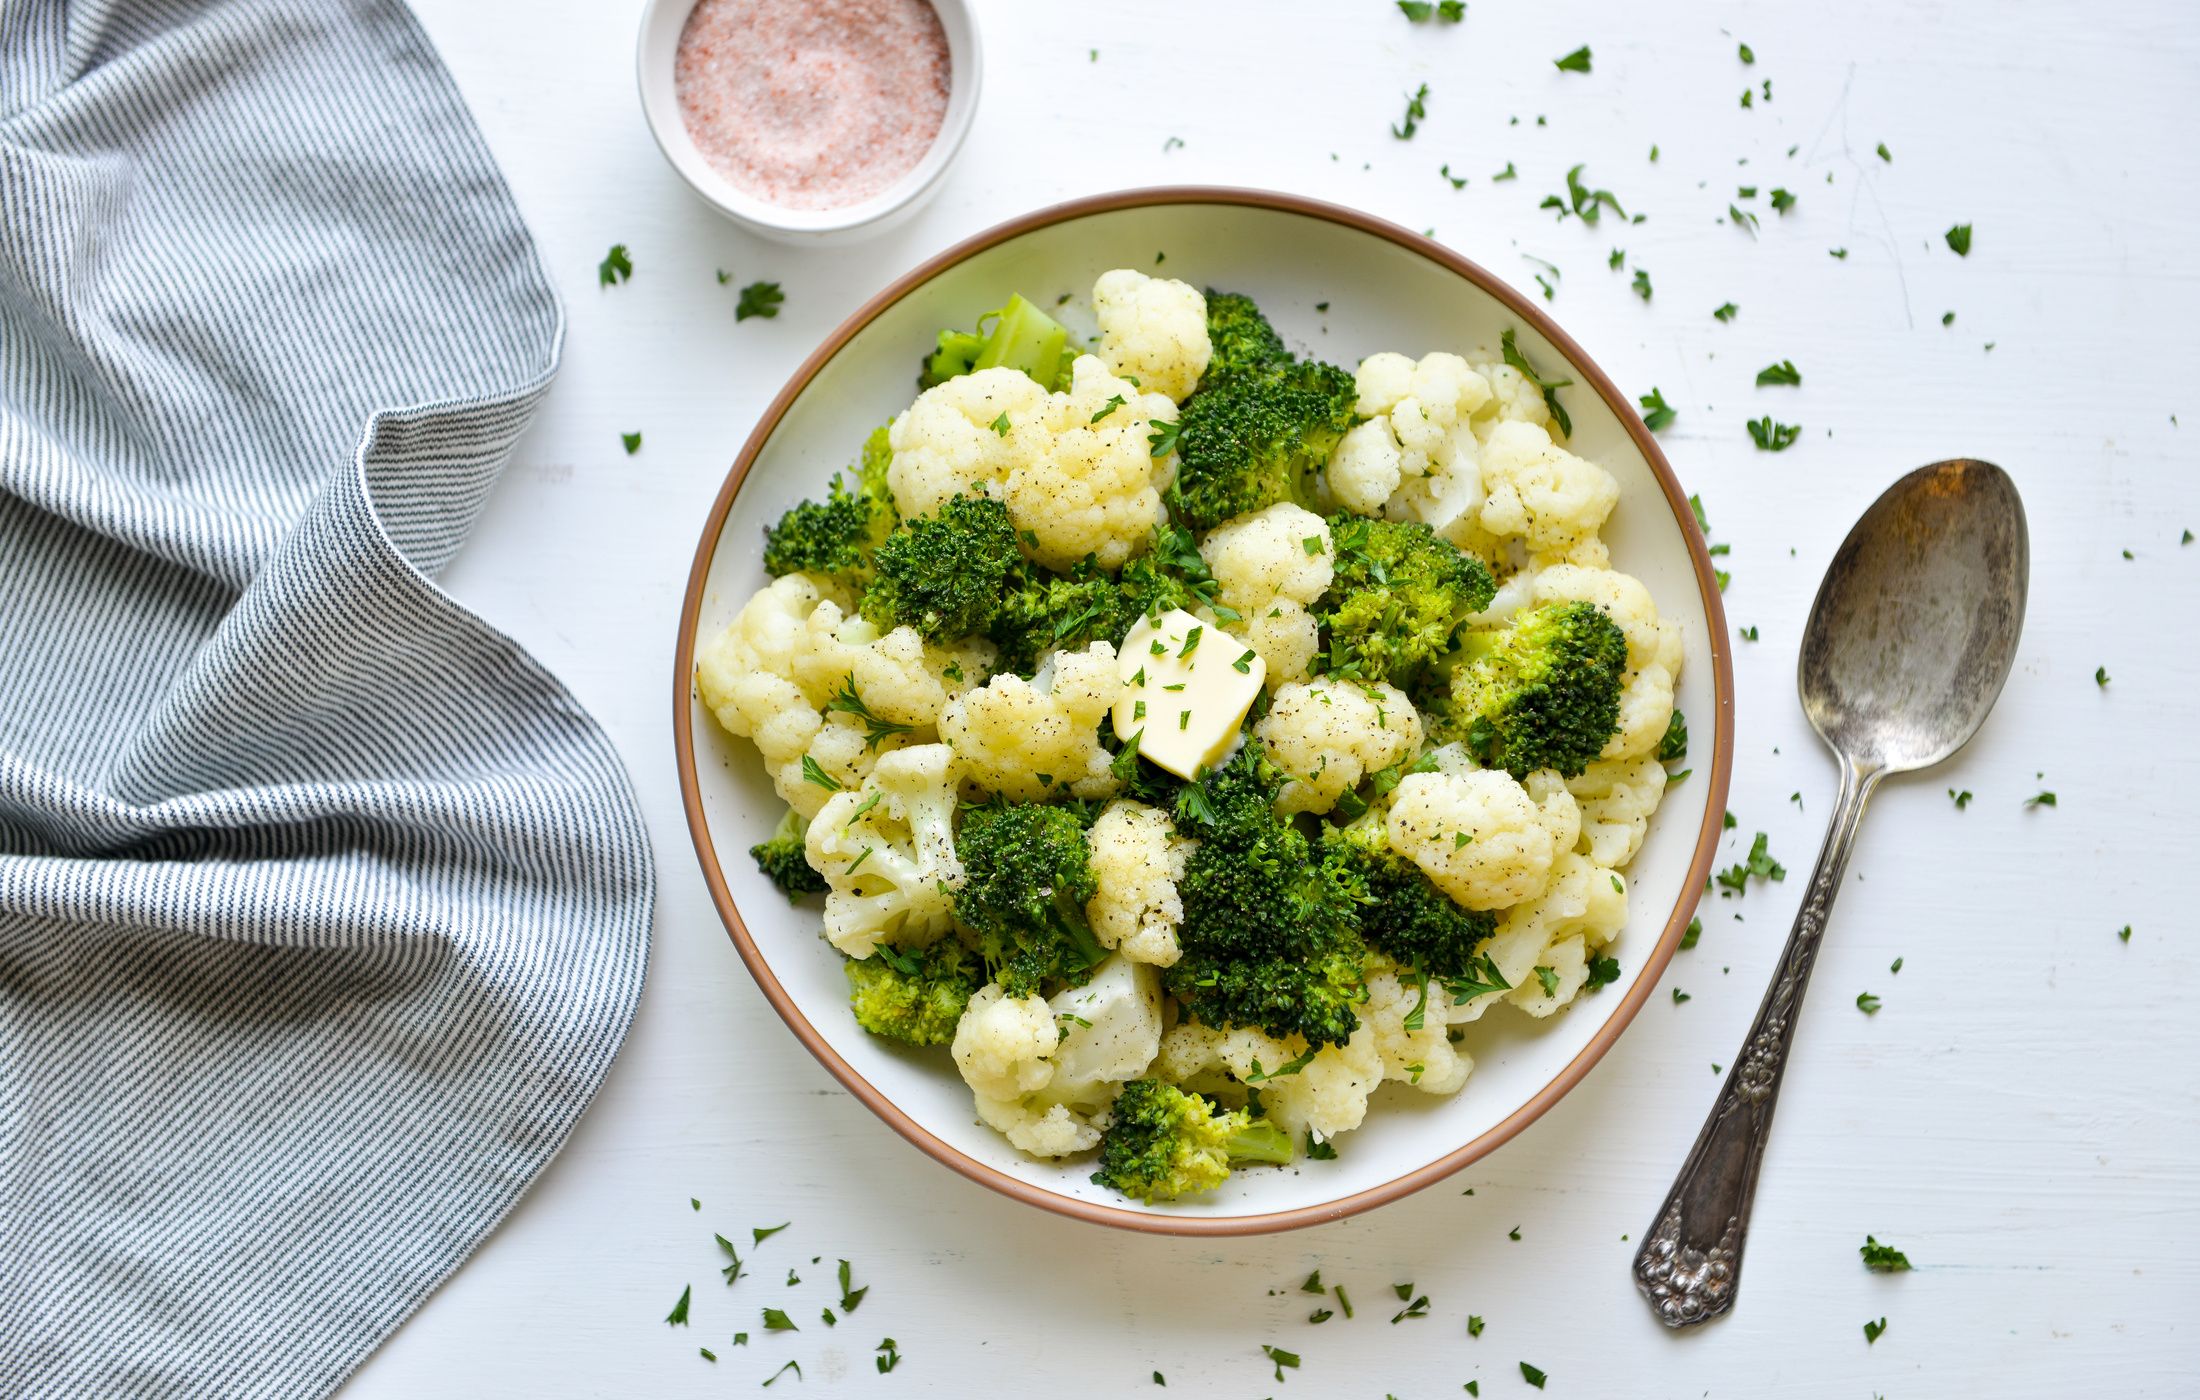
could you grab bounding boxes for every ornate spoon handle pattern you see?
[1632,761,1877,1328]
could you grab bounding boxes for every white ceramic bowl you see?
[675,189,1735,1234]
[635,0,981,245]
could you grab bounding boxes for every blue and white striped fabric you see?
[0,2,654,1393]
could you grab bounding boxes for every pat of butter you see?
[1112,608,1265,780]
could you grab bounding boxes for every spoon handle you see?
[1632,759,1876,1328]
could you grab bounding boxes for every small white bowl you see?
[636,0,981,245]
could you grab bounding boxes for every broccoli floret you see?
[1168,362,1359,533]
[750,807,827,900]
[845,939,981,1046]
[1201,289,1291,382]
[952,802,1108,997]
[760,426,897,586]
[1657,708,1688,762]
[1323,817,1495,981]
[861,494,1023,640]
[1319,517,1496,685]
[1089,1078,1295,1202]
[1429,600,1630,779]
[986,563,1124,675]
[1165,741,1372,1047]
[920,293,1075,392]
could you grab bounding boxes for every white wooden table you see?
[348,2,2199,1393]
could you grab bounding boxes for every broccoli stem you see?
[1227,1121,1296,1167]
[975,294,1070,387]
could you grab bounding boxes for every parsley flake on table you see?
[1521,1361,1549,1388]
[1553,45,1592,73]
[1769,187,1797,213]
[1680,917,1701,949]
[618,431,642,456]
[837,1259,867,1313]
[1441,163,1468,189]
[1877,142,1893,161]
[1891,957,1904,974]
[1465,1384,1479,1397]
[1945,223,1973,256]
[1864,1317,1888,1344]
[699,1347,716,1362]
[1467,1313,1486,1337]
[2095,666,2109,687]
[1492,161,1518,181]
[1715,832,1785,894]
[717,1234,746,1285]
[1729,204,1760,236]
[1755,359,1802,387]
[1861,1236,1912,1271]
[1392,83,1430,139]
[1714,301,1739,322]
[2026,790,2057,808]
[1263,1344,1301,1380]
[665,1285,691,1325]
[1632,268,1653,301]
[1151,1370,1165,1386]
[1507,1224,1521,1241]
[734,280,784,321]
[1830,247,1850,259]
[763,1360,801,1386]
[1740,625,1759,641]
[598,243,632,287]
[1391,1291,1431,1323]
[1856,991,1882,1014]
[876,1339,902,1373]
[761,1307,798,1332]
[1638,387,1676,431]
[753,1222,789,1244]
[1948,788,1972,809]
[1747,416,1800,451]
[1672,987,1691,1004]
[2119,925,2132,942]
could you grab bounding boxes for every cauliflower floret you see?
[1085,801,1188,967]
[886,367,1052,519]
[1004,356,1176,572]
[1450,853,1627,1023]
[804,744,964,958]
[1387,767,1574,910]
[1333,353,1496,535]
[1199,502,1334,613]
[939,640,1123,801]
[1476,420,1619,566]
[1328,418,1406,518]
[1233,598,1322,692]
[1093,269,1211,403]
[697,574,988,818]
[966,957,1163,1159]
[1255,678,1422,815]
[1363,966,1472,1095]
[1469,358,1554,431]
[952,983,1057,1101]
[1531,564,1683,761]
[1506,933,1590,1018]
[1567,756,1668,868]
[1153,1021,1384,1142]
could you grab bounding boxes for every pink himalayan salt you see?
[674,0,951,212]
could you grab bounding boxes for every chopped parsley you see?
[753,1222,790,1244]
[1553,45,1592,73]
[1769,187,1797,213]
[734,280,784,321]
[2026,790,2057,808]
[761,1307,798,1332]
[1877,142,1892,161]
[666,1285,691,1325]
[2119,925,2132,942]
[1467,1314,1486,1337]
[1521,1361,1549,1388]
[1713,301,1739,322]
[1944,223,1973,256]
[1747,416,1801,451]
[1856,991,1882,1015]
[1672,987,1691,1004]
[2095,666,2109,687]
[763,1360,802,1386]
[838,1259,867,1313]
[1390,1292,1431,1323]
[699,1347,716,1362]
[1246,1046,1319,1082]
[1948,788,1972,809]
[1499,328,1573,437]
[717,1234,746,1285]
[621,431,642,454]
[1863,1317,1887,1344]
[876,1339,902,1373]
[1234,649,1257,674]
[1492,161,1518,181]
[1891,957,1904,974]
[1091,394,1126,423]
[1508,1224,1522,1241]
[1738,41,1755,63]
[989,411,1011,437]
[1729,204,1760,236]
[1146,418,1181,458]
[1830,247,1849,259]
[1632,268,1653,301]
[1755,359,1802,387]
[1638,387,1676,431]
[1441,163,1468,189]
[1306,1131,1339,1160]
[1263,1344,1301,1381]
[1396,0,1465,19]
[1860,1236,1912,1271]
[1680,916,1701,950]
[1179,625,1203,657]
[828,677,917,749]
[1301,1270,1325,1293]
[1392,83,1430,139]
[598,244,632,287]
[799,756,841,793]
[1715,832,1785,894]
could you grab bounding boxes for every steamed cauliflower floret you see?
[1567,756,1668,868]
[964,958,1163,1159]
[887,367,1051,518]
[1235,598,1323,692]
[1255,678,1422,815]
[940,640,1123,801]
[952,984,1057,1101]
[1328,417,1406,518]
[1531,564,1683,760]
[1507,934,1590,1018]
[1085,801,1188,966]
[1199,503,1334,612]
[1093,269,1211,403]
[696,574,987,818]
[1363,966,1471,1095]
[1332,352,1496,532]
[1470,357,1555,432]
[1388,767,1567,910]
[1451,852,1627,1023]
[1153,1021,1384,1142]
[805,744,965,958]
[1003,356,1176,572]
[1476,420,1620,565]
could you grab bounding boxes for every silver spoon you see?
[1632,459,2029,1328]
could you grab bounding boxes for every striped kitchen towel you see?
[0,1,653,1394]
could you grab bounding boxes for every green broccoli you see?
[1165,741,1372,1047]
[1165,292,1358,532]
[760,425,896,587]
[1323,817,1495,981]
[861,494,1023,640]
[750,808,827,900]
[920,293,1075,392]
[1319,517,1496,685]
[845,940,982,1046]
[1657,709,1688,762]
[985,562,1126,675]
[952,802,1108,996]
[1429,601,1629,778]
[1090,1079,1295,1202]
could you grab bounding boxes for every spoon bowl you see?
[1801,459,2030,773]
[1635,459,2027,1327]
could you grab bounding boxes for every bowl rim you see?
[672,186,1736,1236]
